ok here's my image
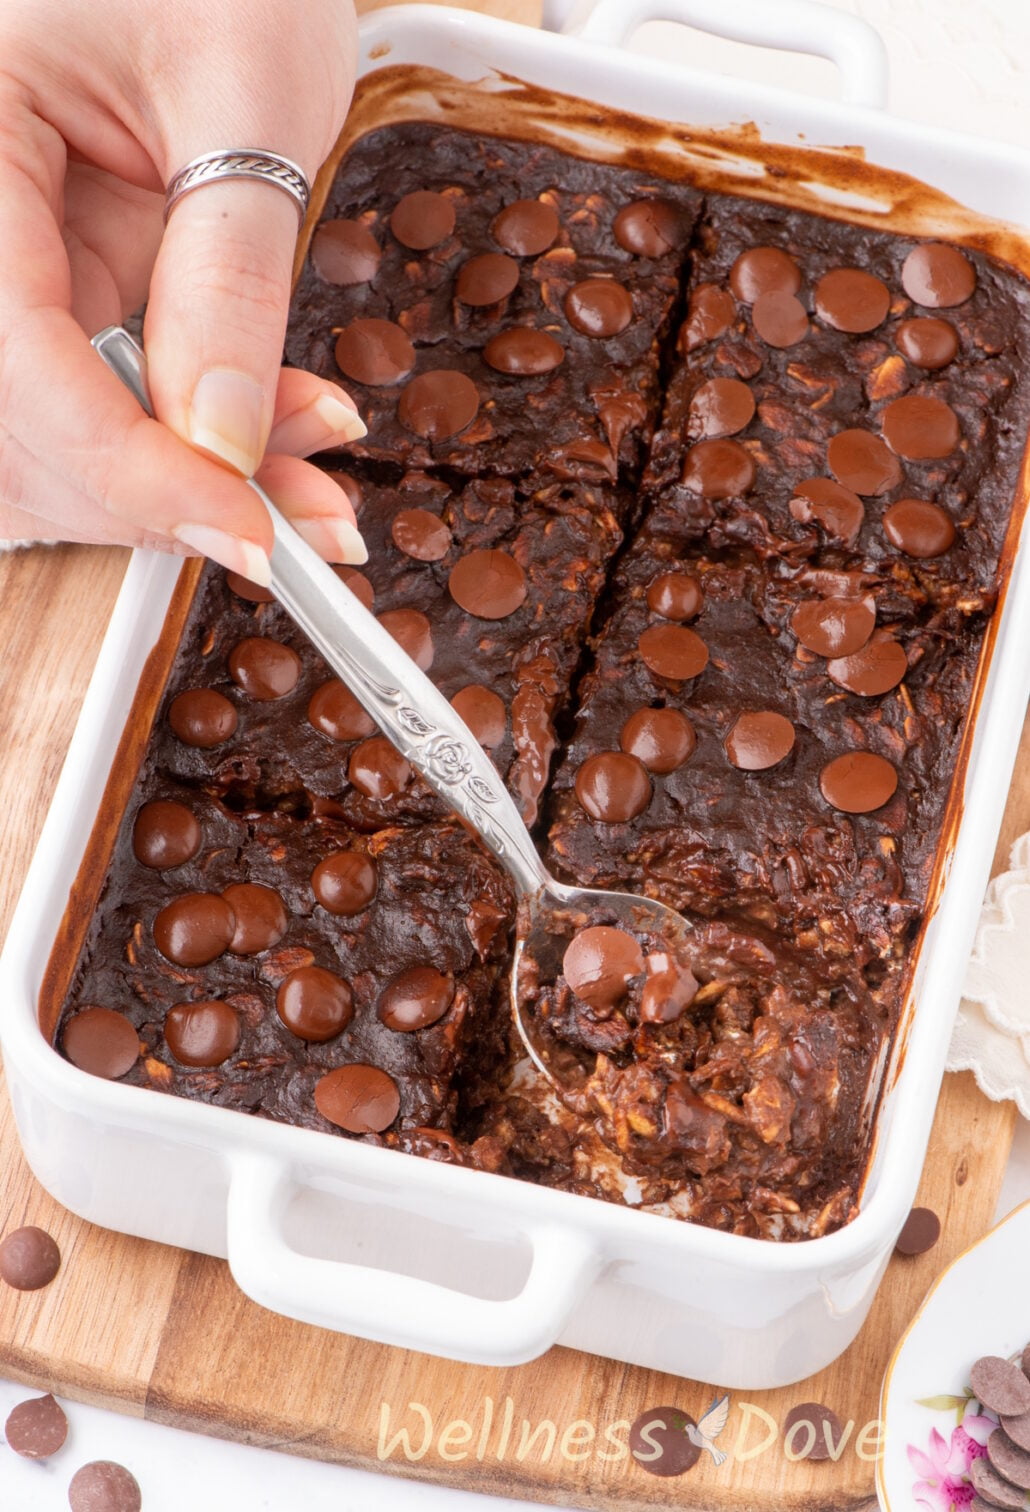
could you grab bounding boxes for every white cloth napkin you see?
[951,832,1030,1116]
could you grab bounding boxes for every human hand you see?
[0,0,363,582]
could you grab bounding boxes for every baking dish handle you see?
[225,1153,599,1365]
[568,0,889,110]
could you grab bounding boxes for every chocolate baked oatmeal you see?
[53,122,1030,1239]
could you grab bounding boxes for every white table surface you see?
[3,2,1029,1506]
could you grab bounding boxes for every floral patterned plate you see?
[878,1198,1030,1511]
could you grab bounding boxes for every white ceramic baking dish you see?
[3,0,1030,1392]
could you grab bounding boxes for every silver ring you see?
[164,149,311,225]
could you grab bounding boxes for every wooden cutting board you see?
[0,541,1025,1512]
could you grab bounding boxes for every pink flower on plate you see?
[908,1409,994,1512]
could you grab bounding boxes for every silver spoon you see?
[91,324,692,1093]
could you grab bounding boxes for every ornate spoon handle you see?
[91,324,550,900]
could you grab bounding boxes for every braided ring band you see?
[164,149,311,225]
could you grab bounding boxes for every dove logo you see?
[685,1396,731,1466]
[629,1397,730,1478]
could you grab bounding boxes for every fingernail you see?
[292,516,368,565]
[189,369,266,476]
[267,393,367,457]
[174,523,271,585]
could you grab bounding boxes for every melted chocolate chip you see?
[827,636,908,696]
[315,1063,401,1133]
[620,707,696,774]
[789,477,865,545]
[378,966,455,1031]
[782,1404,844,1463]
[68,1461,142,1512]
[680,284,736,350]
[894,1205,941,1256]
[646,571,703,621]
[132,800,201,870]
[729,247,801,303]
[452,685,506,747]
[398,370,480,439]
[311,219,381,286]
[483,327,564,375]
[820,751,898,813]
[725,711,796,770]
[229,637,301,700]
[5,1393,68,1458]
[902,243,976,308]
[153,892,236,966]
[308,678,375,741]
[348,737,412,799]
[390,508,452,562]
[562,926,644,1010]
[752,290,809,348]
[881,394,960,459]
[688,377,756,438]
[168,687,238,748]
[814,269,891,333]
[791,597,875,658]
[62,1007,140,1079]
[276,966,353,1042]
[896,317,959,370]
[226,570,274,603]
[311,849,378,915]
[882,498,957,557]
[222,883,288,954]
[564,278,633,337]
[456,252,520,306]
[613,198,685,257]
[334,318,415,386]
[0,1227,61,1291]
[638,624,709,681]
[640,954,698,1024]
[327,472,364,511]
[449,548,527,619]
[827,429,902,496]
[390,189,455,250]
[491,198,559,256]
[164,1000,240,1067]
[378,607,434,671]
[574,752,652,823]
[334,564,375,610]
[681,439,756,498]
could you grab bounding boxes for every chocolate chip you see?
[311,219,381,286]
[168,688,238,748]
[0,1226,61,1290]
[970,1455,1028,1509]
[827,429,902,496]
[902,243,977,308]
[153,893,236,967]
[782,1403,844,1462]
[5,1393,68,1457]
[725,711,796,770]
[222,883,288,954]
[688,377,756,438]
[451,685,506,747]
[789,478,865,545]
[791,597,875,658]
[882,498,957,557]
[562,926,644,1011]
[164,1000,240,1067]
[398,370,480,440]
[752,291,809,348]
[646,571,703,621]
[228,637,301,700]
[681,438,756,498]
[334,318,415,386]
[628,1406,701,1477]
[390,189,455,250]
[226,570,274,603]
[378,607,434,671]
[896,316,959,370]
[1001,1409,1030,1454]
[348,737,411,799]
[63,1007,140,1080]
[490,199,559,256]
[449,548,527,619]
[894,1205,941,1256]
[814,269,891,333]
[972,1358,1030,1417]
[988,1428,1030,1489]
[327,472,364,511]
[620,707,696,774]
[455,252,520,306]
[729,247,801,302]
[564,278,633,337]
[307,679,375,741]
[334,564,375,610]
[315,1064,400,1133]
[68,1460,142,1512]
[132,800,201,870]
[483,327,564,375]
[882,394,960,460]
[638,624,709,681]
[311,850,378,915]
[277,966,353,1042]
[574,752,652,823]
[827,636,907,696]
[680,284,736,350]
[820,751,898,813]
[378,966,455,1031]
[614,198,686,257]
[640,958,698,1024]
[390,507,451,563]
